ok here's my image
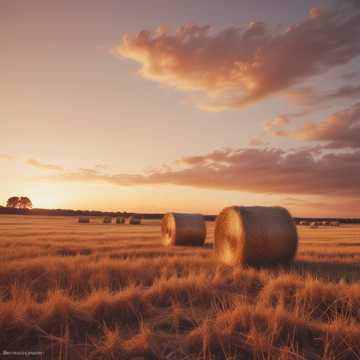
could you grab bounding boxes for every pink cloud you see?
[117,5,360,110]
[273,102,360,149]
[45,147,360,198]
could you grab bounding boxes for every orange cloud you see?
[117,6,360,110]
[272,102,360,149]
[264,115,290,131]
[26,158,64,171]
[45,147,360,198]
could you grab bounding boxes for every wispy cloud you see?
[325,84,360,101]
[26,158,64,171]
[268,102,360,149]
[44,147,360,198]
[117,4,360,110]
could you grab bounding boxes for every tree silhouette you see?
[19,197,32,209]
[6,196,20,208]
[6,196,32,209]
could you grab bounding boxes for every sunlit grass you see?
[0,215,359,359]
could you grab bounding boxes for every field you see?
[0,215,360,360]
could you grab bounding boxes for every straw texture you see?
[78,216,90,223]
[215,206,298,266]
[128,215,141,225]
[161,213,206,247]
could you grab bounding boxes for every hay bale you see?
[214,206,298,266]
[103,216,112,224]
[310,221,318,228]
[321,220,329,226]
[330,221,340,227]
[300,220,309,226]
[161,213,206,247]
[78,216,90,223]
[128,215,141,225]
[116,216,125,224]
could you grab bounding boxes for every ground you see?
[0,215,359,359]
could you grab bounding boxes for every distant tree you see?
[18,197,32,209]
[6,196,32,209]
[6,196,20,208]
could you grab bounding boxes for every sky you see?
[1,0,360,217]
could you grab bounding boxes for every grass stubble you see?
[0,215,359,359]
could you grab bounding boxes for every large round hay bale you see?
[103,216,112,224]
[161,213,206,247]
[128,215,141,225]
[116,216,125,224]
[215,206,298,266]
[78,216,90,223]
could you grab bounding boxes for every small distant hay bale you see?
[330,221,340,227]
[322,220,330,226]
[78,216,90,223]
[103,216,112,224]
[215,206,298,266]
[116,216,125,224]
[161,213,206,247]
[300,220,309,226]
[310,221,318,228]
[128,215,141,225]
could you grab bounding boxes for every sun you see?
[27,189,63,209]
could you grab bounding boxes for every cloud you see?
[280,82,360,107]
[272,102,360,149]
[326,84,360,100]
[26,158,64,171]
[264,115,290,131]
[117,5,360,110]
[45,147,360,198]
[341,71,359,80]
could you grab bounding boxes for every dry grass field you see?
[0,215,360,359]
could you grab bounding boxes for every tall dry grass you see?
[0,215,359,359]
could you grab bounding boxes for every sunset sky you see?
[1,0,360,216]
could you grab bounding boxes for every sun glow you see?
[27,189,64,209]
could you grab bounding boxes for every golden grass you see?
[0,215,360,359]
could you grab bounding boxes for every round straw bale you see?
[310,221,318,228]
[330,221,340,227]
[116,216,125,224]
[128,215,141,225]
[161,213,206,247]
[78,216,90,223]
[215,206,298,266]
[103,216,112,224]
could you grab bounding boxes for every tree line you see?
[1,196,359,223]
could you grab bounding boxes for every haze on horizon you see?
[1,0,360,217]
